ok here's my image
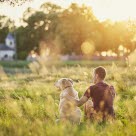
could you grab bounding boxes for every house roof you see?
[6,33,14,40]
[0,44,14,51]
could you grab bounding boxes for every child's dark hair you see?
[94,66,106,79]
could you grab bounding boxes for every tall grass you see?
[0,62,136,136]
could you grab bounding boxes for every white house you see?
[0,33,15,61]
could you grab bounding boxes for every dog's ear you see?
[68,78,74,85]
[62,79,67,85]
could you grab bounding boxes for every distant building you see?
[0,33,16,61]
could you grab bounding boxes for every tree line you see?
[0,2,136,59]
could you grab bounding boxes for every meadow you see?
[0,60,136,136]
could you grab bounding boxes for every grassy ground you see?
[0,61,136,136]
[0,60,126,68]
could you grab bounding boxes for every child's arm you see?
[109,85,116,99]
[64,93,88,107]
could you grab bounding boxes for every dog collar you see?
[64,86,72,90]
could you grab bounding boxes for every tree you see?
[103,21,136,54]
[16,11,47,59]
[0,15,15,43]
[23,7,36,21]
[40,2,62,14]
[56,3,98,55]
[14,2,136,59]
[0,0,32,6]
[16,3,62,59]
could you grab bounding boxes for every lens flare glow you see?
[81,41,95,55]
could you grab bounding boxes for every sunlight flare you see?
[81,41,95,55]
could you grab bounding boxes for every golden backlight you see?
[81,41,95,55]
[0,0,136,25]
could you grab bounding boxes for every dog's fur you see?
[55,78,81,124]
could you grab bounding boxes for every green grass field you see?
[0,61,136,136]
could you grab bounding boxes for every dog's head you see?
[54,78,74,90]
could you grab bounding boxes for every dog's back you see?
[59,87,81,123]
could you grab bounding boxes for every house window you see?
[4,54,8,58]
[10,41,12,45]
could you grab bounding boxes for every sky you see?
[0,0,136,26]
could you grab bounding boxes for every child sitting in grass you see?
[64,66,116,122]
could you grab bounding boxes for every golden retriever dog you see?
[55,78,81,124]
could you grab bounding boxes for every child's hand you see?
[109,85,116,98]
